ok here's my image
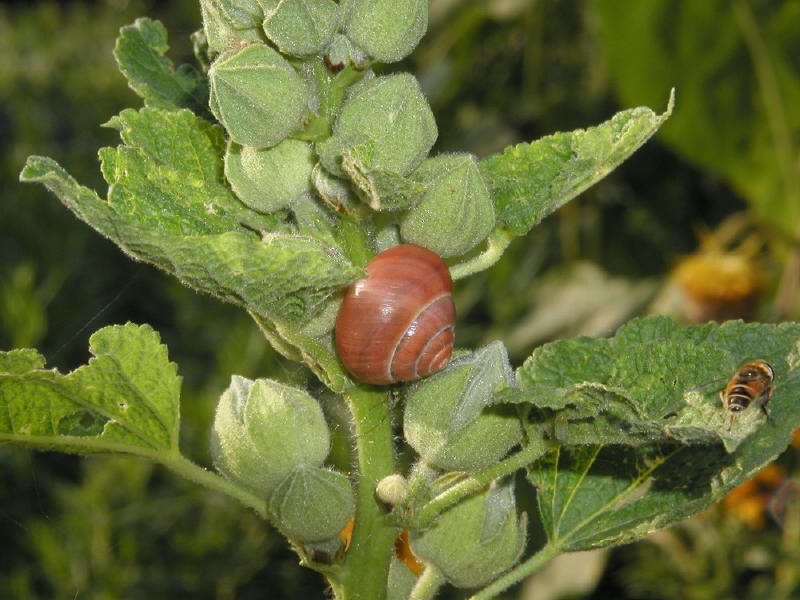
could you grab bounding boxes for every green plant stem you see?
[468,540,562,600]
[449,227,514,280]
[160,453,268,520]
[409,564,446,600]
[412,439,551,529]
[338,386,400,600]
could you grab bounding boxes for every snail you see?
[335,244,456,385]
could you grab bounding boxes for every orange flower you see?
[670,214,766,323]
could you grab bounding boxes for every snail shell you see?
[335,244,456,385]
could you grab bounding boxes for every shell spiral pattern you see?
[335,244,456,385]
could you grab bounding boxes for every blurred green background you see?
[1,0,798,598]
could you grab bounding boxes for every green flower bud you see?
[376,474,408,508]
[344,0,427,63]
[211,376,330,498]
[200,0,264,55]
[401,154,495,257]
[388,555,418,600]
[324,34,369,72]
[225,139,314,213]
[409,479,526,589]
[269,464,354,542]
[316,73,437,177]
[374,222,401,252]
[209,43,308,148]
[341,147,426,211]
[311,162,355,211]
[403,342,522,472]
[218,0,265,28]
[263,0,339,57]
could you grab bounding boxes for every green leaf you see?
[517,316,800,451]
[594,1,800,239]
[20,110,361,325]
[481,91,674,236]
[101,107,271,235]
[0,324,180,457]
[114,18,207,113]
[520,316,800,552]
[0,349,45,374]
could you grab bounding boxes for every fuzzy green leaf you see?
[519,316,800,552]
[517,317,800,450]
[481,91,674,236]
[114,17,207,112]
[100,107,273,235]
[20,124,360,325]
[0,324,180,456]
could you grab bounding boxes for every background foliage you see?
[1,0,798,598]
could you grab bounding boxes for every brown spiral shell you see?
[335,244,456,385]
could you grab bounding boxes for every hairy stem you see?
[412,438,551,529]
[394,461,439,520]
[468,540,562,600]
[449,227,515,280]
[160,453,268,520]
[338,386,400,600]
[409,564,446,600]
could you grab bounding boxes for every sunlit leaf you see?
[518,316,800,551]
[20,148,359,325]
[0,324,180,456]
[114,17,207,112]
[481,91,673,236]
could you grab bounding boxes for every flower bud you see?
[401,154,495,257]
[269,464,354,542]
[344,0,427,63]
[403,342,522,472]
[200,0,264,55]
[409,479,526,588]
[311,162,356,210]
[316,73,437,177]
[211,376,330,498]
[324,34,369,72]
[263,0,339,57]
[376,474,408,508]
[219,0,264,28]
[388,555,418,600]
[209,43,308,148]
[341,147,426,210]
[225,139,314,213]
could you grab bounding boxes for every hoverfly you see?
[720,360,775,432]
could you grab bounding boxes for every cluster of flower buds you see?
[211,376,353,543]
[200,0,496,257]
[397,342,526,587]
